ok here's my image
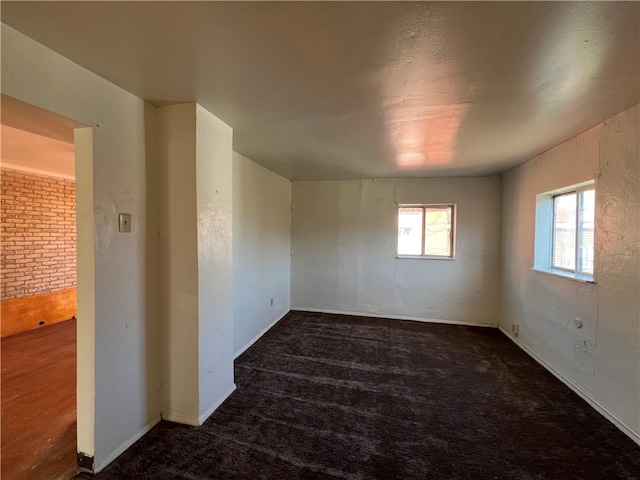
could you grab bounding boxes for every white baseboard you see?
[94,415,162,473]
[293,307,498,328]
[162,384,237,427]
[498,326,640,447]
[198,384,237,425]
[162,412,200,427]
[234,310,290,359]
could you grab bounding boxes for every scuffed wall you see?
[232,152,291,356]
[291,177,502,325]
[501,104,639,442]
[194,104,235,420]
[2,25,162,469]
[157,103,236,426]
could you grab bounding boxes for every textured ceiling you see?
[2,2,638,180]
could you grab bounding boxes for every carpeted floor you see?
[78,311,640,479]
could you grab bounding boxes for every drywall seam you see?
[93,416,162,473]
[234,310,290,359]
[295,308,498,328]
[498,326,640,446]
[198,384,237,426]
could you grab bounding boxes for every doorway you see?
[1,96,92,480]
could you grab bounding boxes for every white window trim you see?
[531,267,595,284]
[396,204,456,259]
[533,180,595,282]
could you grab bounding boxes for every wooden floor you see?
[1,319,76,480]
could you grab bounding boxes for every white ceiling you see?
[1,125,75,180]
[1,2,638,180]
[1,95,76,179]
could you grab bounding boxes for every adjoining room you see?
[0,2,638,479]
[1,97,78,480]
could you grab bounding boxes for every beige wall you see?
[500,104,639,443]
[291,177,502,326]
[157,103,236,426]
[233,152,291,356]
[2,25,162,469]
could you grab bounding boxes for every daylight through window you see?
[552,188,595,275]
[534,182,595,281]
[397,205,455,258]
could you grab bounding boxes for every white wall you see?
[194,105,235,421]
[291,177,502,325]
[158,104,236,426]
[233,152,291,356]
[157,104,199,424]
[2,25,162,469]
[501,104,639,443]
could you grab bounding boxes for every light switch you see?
[119,213,132,233]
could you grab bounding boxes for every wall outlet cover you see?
[119,213,132,232]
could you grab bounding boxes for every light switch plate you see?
[119,213,132,233]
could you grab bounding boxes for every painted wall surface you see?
[232,152,291,356]
[1,25,162,468]
[73,126,96,458]
[157,104,199,424]
[291,177,502,325]
[194,105,235,421]
[158,104,235,425]
[501,104,639,441]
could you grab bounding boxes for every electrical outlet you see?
[511,323,519,337]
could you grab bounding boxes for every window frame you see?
[533,181,595,282]
[396,204,456,260]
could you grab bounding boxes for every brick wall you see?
[1,168,76,300]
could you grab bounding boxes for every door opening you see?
[0,95,93,480]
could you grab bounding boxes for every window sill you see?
[531,267,595,284]
[396,255,455,261]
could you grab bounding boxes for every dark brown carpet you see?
[79,311,640,479]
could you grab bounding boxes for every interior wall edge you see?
[293,308,499,329]
[198,384,237,426]
[234,310,291,359]
[160,413,199,428]
[498,103,639,441]
[498,326,640,446]
[92,416,161,474]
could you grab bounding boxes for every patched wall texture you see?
[501,104,639,440]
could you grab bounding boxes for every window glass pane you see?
[424,206,452,257]
[577,189,595,274]
[553,193,576,270]
[398,207,423,255]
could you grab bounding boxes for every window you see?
[397,205,455,258]
[534,182,595,280]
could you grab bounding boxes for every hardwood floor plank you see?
[1,318,77,480]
